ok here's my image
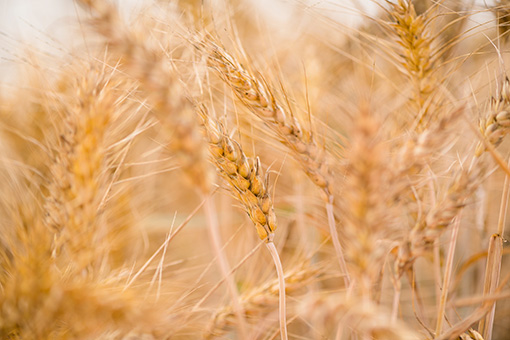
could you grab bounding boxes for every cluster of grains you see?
[43,68,116,272]
[0,223,163,339]
[460,329,484,340]
[78,0,211,193]
[341,110,401,296]
[204,41,333,201]
[205,261,323,338]
[397,166,482,276]
[476,78,510,156]
[386,0,439,127]
[1,102,163,338]
[200,109,277,241]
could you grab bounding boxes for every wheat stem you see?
[435,215,461,336]
[433,239,442,312]
[326,195,351,288]
[203,195,248,338]
[391,277,402,323]
[265,240,288,340]
[434,273,510,340]
[479,160,509,339]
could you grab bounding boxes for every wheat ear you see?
[396,166,482,279]
[199,107,277,241]
[206,261,322,338]
[44,67,116,272]
[199,108,287,339]
[77,0,211,193]
[476,77,510,157]
[386,0,440,128]
[204,40,332,199]
[202,39,350,286]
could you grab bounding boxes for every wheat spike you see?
[203,40,334,201]
[78,0,212,193]
[205,261,322,338]
[199,107,277,241]
[476,77,510,156]
[386,0,440,128]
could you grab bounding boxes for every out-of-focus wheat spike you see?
[205,261,323,338]
[341,109,402,296]
[0,203,166,338]
[476,77,510,156]
[43,67,116,272]
[297,293,420,339]
[395,112,460,176]
[78,0,212,193]
[397,166,483,277]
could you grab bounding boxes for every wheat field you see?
[1,0,510,339]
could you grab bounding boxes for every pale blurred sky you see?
[0,0,369,81]
[0,0,498,81]
[0,0,367,42]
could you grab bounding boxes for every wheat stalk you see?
[479,159,509,339]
